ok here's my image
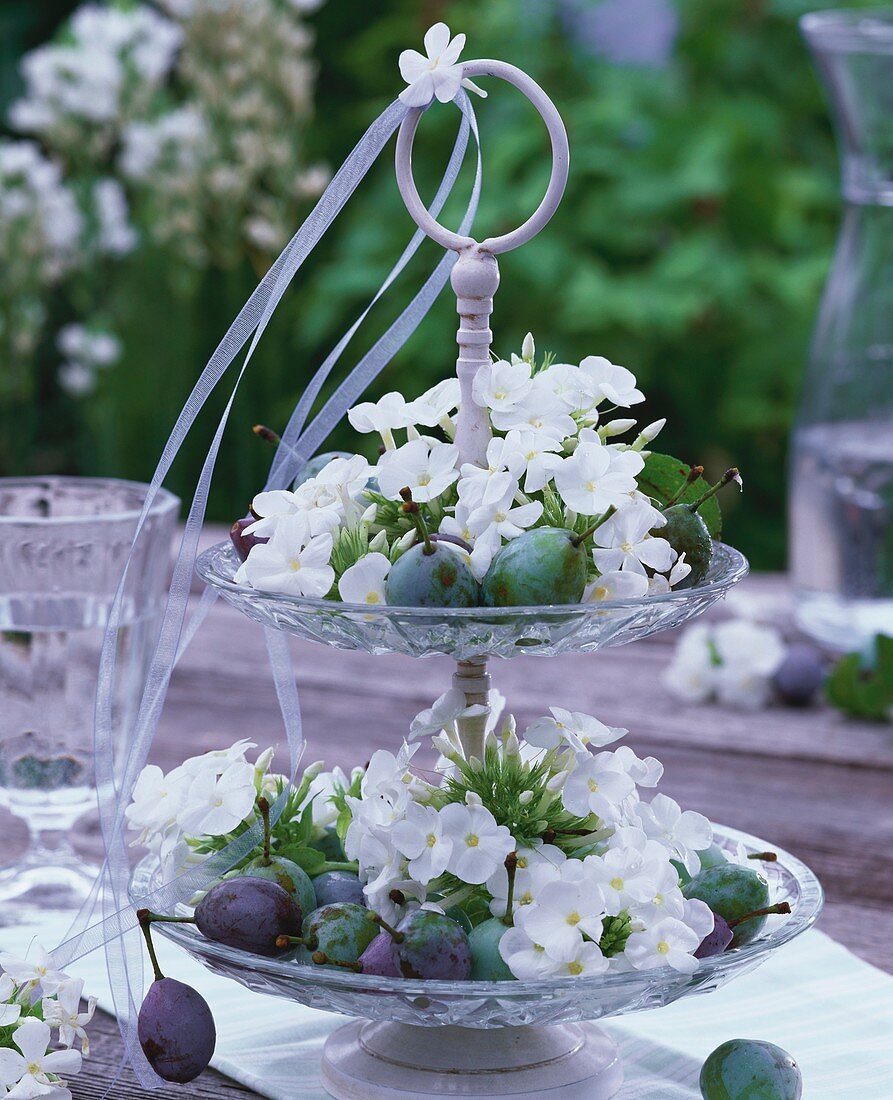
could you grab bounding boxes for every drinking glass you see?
[0,477,178,911]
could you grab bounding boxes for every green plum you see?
[700,1039,802,1099]
[658,503,713,588]
[481,527,588,607]
[304,903,377,968]
[698,843,730,871]
[683,865,770,948]
[468,919,516,981]
[243,857,316,921]
[385,541,479,608]
[292,451,351,489]
[654,467,740,588]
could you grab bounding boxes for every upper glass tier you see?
[196,540,748,659]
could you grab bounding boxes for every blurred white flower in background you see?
[56,324,122,398]
[663,618,787,710]
[4,0,327,389]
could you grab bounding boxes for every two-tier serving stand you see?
[145,57,823,1100]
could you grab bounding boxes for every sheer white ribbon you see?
[51,92,481,1089]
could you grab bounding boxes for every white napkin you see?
[3,916,890,1099]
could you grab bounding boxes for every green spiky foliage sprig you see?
[189,773,357,878]
[438,737,599,856]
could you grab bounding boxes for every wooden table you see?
[67,566,893,1097]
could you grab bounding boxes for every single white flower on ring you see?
[398,23,487,108]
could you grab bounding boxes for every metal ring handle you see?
[395,58,570,255]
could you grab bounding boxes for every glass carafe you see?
[791,10,893,650]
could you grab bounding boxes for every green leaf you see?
[638,452,723,538]
[276,846,327,875]
[826,634,893,722]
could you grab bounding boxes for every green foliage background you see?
[3,0,887,568]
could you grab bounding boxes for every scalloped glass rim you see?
[196,540,748,620]
[135,825,822,1015]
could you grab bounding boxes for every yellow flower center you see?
[584,480,597,492]
[518,891,534,906]
[609,876,624,891]
[418,473,431,487]
[28,1062,41,1076]
[567,961,584,976]
[426,833,437,848]
[566,910,581,926]
[365,591,380,605]
[621,540,634,553]
[657,941,670,955]
[466,833,479,848]
[289,559,301,572]
[587,778,599,793]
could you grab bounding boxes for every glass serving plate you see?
[134,825,821,1031]
[195,540,748,660]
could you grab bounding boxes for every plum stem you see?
[665,465,704,508]
[571,505,617,548]
[311,951,362,973]
[371,913,405,943]
[502,851,518,926]
[137,911,165,983]
[399,487,434,554]
[257,796,271,865]
[275,934,317,950]
[746,851,778,863]
[135,909,195,982]
[727,901,791,930]
[688,468,741,513]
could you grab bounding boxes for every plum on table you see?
[700,1039,802,1099]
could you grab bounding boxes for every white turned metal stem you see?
[453,656,491,760]
[394,58,570,470]
[394,59,570,745]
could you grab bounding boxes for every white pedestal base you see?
[321,1020,623,1099]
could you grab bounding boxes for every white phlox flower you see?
[376,438,459,503]
[592,502,675,576]
[514,878,605,962]
[0,1017,81,1097]
[583,569,649,603]
[390,802,452,884]
[486,846,565,917]
[561,751,636,823]
[554,439,644,516]
[579,356,645,408]
[348,392,416,450]
[490,388,576,445]
[633,793,712,876]
[624,917,701,975]
[466,488,543,543]
[235,513,334,598]
[43,978,96,1054]
[500,429,563,494]
[338,553,390,606]
[178,758,258,837]
[498,926,563,980]
[0,949,67,999]
[408,378,460,430]
[523,707,626,753]
[471,358,532,412]
[439,803,514,884]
